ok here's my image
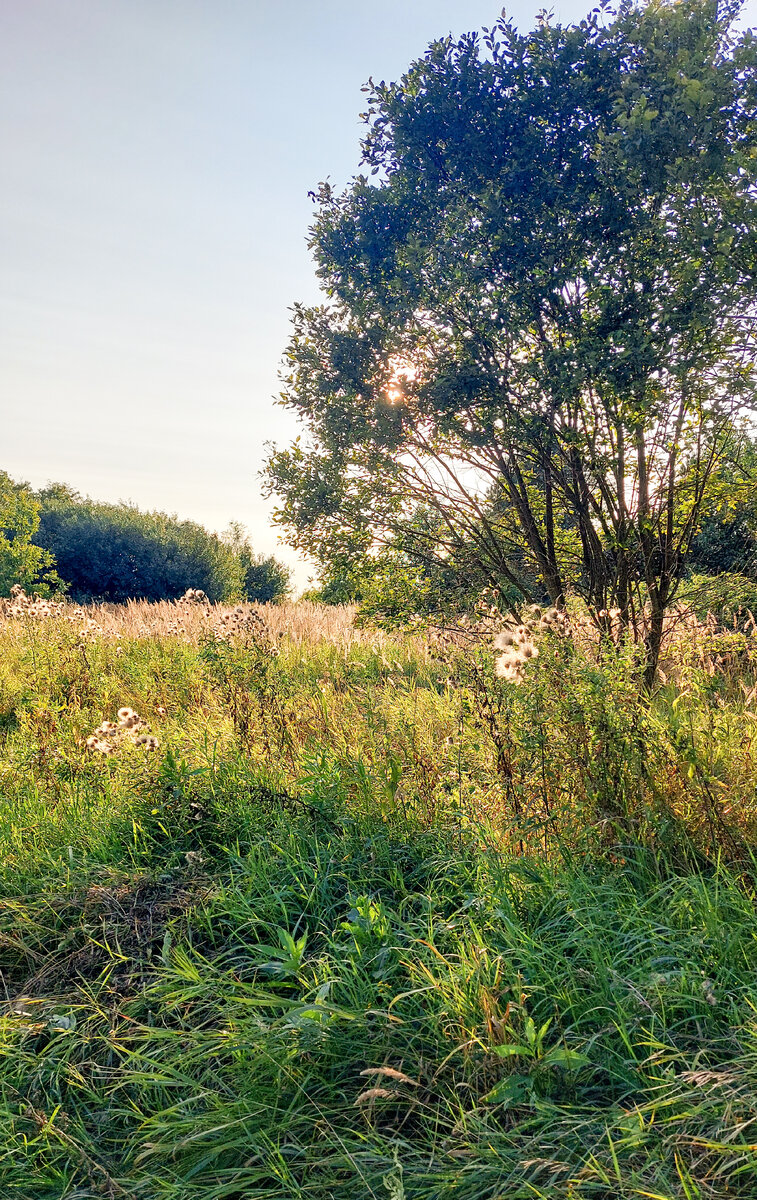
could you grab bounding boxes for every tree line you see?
[0,471,290,604]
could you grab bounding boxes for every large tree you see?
[267,0,757,682]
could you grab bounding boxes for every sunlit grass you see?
[1,601,756,1197]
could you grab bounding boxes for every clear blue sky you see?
[1,1,754,587]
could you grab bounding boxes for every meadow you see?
[1,593,756,1199]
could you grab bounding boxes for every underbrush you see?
[1,605,756,1197]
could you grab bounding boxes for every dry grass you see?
[2,586,753,681]
[0,594,419,648]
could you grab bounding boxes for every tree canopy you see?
[222,521,292,604]
[0,473,57,597]
[29,486,290,605]
[267,0,757,679]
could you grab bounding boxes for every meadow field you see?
[1,595,757,1199]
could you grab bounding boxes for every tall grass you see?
[1,601,756,1197]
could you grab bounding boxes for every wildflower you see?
[117,707,141,729]
[492,616,541,683]
[701,978,718,1007]
[496,659,524,684]
[180,588,209,605]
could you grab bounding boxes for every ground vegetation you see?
[0,594,756,1197]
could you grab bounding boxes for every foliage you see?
[300,570,362,605]
[691,513,757,577]
[0,600,757,1196]
[29,484,287,604]
[240,549,291,602]
[303,552,439,619]
[352,550,501,628]
[223,521,291,603]
[307,506,527,622]
[0,472,58,597]
[678,570,757,625]
[267,0,757,683]
[688,431,757,577]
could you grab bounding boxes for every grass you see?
[1,599,756,1197]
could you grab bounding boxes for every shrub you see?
[33,484,241,603]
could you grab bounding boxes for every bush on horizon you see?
[23,482,289,604]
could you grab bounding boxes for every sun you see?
[385,359,418,404]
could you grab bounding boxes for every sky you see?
[1,0,755,589]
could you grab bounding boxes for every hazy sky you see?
[2,1,754,587]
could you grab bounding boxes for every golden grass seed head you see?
[359,1067,419,1086]
[355,1088,396,1104]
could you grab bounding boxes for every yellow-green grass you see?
[1,603,756,1198]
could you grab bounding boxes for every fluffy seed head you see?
[135,734,159,751]
[493,632,514,650]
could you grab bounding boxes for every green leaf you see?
[541,1047,591,1071]
[484,1074,533,1107]
[491,1043,531,1058]
[536,1018,552,1050]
